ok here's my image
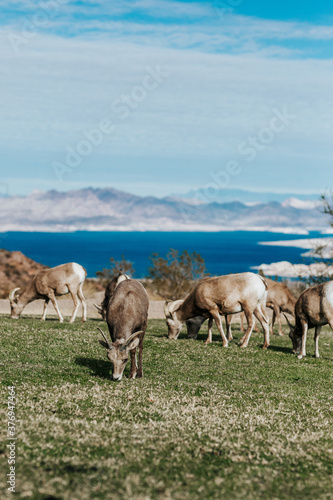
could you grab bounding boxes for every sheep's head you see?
[164,300,184,340]
[9,288,23,319]
[283,314,301,354]
[97,328,142,381]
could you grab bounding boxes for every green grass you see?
[0,315,332,500]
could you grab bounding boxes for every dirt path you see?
[1,294,279,328]
[0,293,166,320]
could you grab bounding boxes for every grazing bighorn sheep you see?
[186,314,233,342]
[97,279,149,381]
[9,263,87,323]
[94,273,130,320]
[284,281,333,359]
[240,278,296,335]
[164,272,270,348]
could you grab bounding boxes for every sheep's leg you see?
[314,325,322,358]
[48,292,64,323]
[137,338,144,378]
[253,305,270,349]
[241,312,259,342]
[298,321,308,359]
[270,309,276,335]
[204,317,214,345]
[69,288,80,323]
[240,313,252,343]
[210,309,228,347]
[273,305,283,336]
[240,311,245,333]
[239,307,255,348]
[77,283,87,323]
[41,299,49,321]
[129,349,138,379]
[277,308,284,336]
[225,314,233,341]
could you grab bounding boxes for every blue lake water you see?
[0,231,319,278]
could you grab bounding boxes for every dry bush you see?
[96,255,135,286]
[146,248,208,300]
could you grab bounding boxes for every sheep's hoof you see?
[314,354,320,359]
[222,342,228,348]
[263,343,269,349]
[240,343,247,348]
[204,340,212,345]
[297,354,304,360]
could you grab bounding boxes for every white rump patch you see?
[116,274,129,286]
[324,281,333,304]
[72,263,86,283]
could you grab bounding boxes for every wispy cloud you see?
[1,0,333,196]
[2,0,333,54]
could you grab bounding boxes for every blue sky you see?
[0,0,333,198]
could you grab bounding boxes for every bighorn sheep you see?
[94,274,130,320]
[9,263,87,323]
[240,278,296,335]
[186,314,233,342]
[285,280,333,359]
[164,272,270,348]
[97,279,149,381]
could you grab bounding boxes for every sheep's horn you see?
[9,288,21,301]
[164,299,183,318]
[119,331,143,351]
[164,301,171,318]
[283,313,295,330]
[124,330,143,346]
[93,303,103,313]
[97,327,112,349]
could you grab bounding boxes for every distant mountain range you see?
[174,188,320,205]
[0,187,329,233]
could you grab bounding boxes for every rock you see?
[0,249,47,298]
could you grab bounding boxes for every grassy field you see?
[0,315,332,500]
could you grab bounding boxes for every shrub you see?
[147,248,208,300]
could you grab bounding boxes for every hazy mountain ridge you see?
[0,187,328,233]
[175,188,320,205]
